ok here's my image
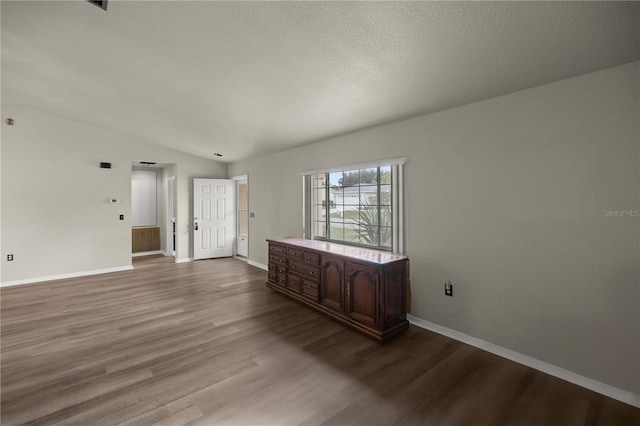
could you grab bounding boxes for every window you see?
[303,158,405,253]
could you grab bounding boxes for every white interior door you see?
[194,179,236,260]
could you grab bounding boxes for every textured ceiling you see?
[2,1,638,163]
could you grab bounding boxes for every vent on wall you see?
[87,0,108,11]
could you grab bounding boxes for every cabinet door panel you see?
[321,255,345,313]
[383,267,406,326]
[346,262,378,328]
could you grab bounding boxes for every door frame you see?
[231,175,249,259]
[166,176,176,257]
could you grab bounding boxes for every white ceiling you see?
[2,1,638,163]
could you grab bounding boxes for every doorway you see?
[130,161,176,262]
[131,166,161,256]
[235,177,249,258]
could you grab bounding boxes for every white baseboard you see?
[0,265,134,288]
[175,257,193,264]
[407,314,640,408]
[132,250,164,257]
[247,260,268,271]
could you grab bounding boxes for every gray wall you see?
[1,106,227,282]
[229,62,640,394]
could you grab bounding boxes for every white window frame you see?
[302,158,406,254]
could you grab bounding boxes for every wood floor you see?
[1,256,638,426]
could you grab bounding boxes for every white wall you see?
[131,169,157,227]
[229,62,640,395]
[1,106,227,282]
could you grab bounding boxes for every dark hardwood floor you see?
[1,255,638,425]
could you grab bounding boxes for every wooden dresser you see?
[267,238,410,341]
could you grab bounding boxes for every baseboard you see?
[175,257,193,264]
[0,265,134,288]
[407,314,640,408]
[247,260,268,271]
[132,250,163,257]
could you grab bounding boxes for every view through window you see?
[311,166,392,250]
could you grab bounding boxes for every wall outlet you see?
[7,254,14,261]
[445,281,453,296]
[119,214,124,220]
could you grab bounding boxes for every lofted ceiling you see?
[2,1,638,163]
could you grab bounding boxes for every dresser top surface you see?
[268,237,408,265]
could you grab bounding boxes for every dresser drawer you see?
[303,251,320,265]
[287,274,302,293]
[288,261,320,281]
[268,269,277,282]
[269,243,287,255]
[268,253,287,265]
[301,279,319,301]
[288,247,304,261]
[276,274,287,286]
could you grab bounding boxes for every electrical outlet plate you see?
[7,254,14,261]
